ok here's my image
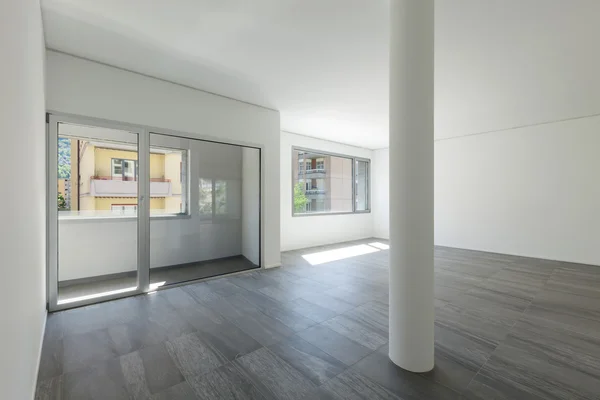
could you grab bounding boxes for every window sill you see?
[292,210,371,217]
[58,213,192,223]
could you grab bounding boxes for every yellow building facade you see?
[66,140,184,215]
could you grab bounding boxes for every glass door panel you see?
[53,120,141,307]
[148,133,260,288]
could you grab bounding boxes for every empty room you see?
[1,0,599,399]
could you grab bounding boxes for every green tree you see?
[57,193,67,210]
[293,182,309,213]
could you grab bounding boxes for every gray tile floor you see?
[36,239,600,399]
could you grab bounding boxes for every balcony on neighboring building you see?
[89,176,172,197]
[299,168,326,179]
[305,188,327,199]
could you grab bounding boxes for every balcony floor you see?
[57,255,257,304]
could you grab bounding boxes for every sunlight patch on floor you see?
[368,242,389,250]
[302,244,380,265]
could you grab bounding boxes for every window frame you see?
[292,146,371,217]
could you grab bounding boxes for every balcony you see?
[299,168,326,179]
[89,176,172,197]
[305,189,326,199]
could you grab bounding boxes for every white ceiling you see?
[41,0,599,149]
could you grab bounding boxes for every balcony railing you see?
[89,176,172,197]
[305,189,326,195]
[299,168,326,178]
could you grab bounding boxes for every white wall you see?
[372,116,600,265]
[435,0,600,141]
[280,132,373,251]
[0,0,47,398]
[372,148,389,239]
[46,50,281,268]
[242,148,261,265]
[435,116,600,265]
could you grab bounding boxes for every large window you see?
[293,148,370,215]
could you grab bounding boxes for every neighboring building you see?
[61,138,185,216]
[292,150,353,213]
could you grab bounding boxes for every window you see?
[111,204,138,215]
[111,158,138,181]
[355,160,369,211]
[293,148,370,215]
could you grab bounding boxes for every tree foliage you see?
[57,193,67,210]
[293,182,309,212]
[58,137,71,179]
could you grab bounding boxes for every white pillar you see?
[388,0,435,372]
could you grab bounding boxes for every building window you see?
[293,148,370,215]
[111,158,138,181]
[111,204,138,215]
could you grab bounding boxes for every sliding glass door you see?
[148,133,260,288]
[47,113,261,311]
[47,114,149,311]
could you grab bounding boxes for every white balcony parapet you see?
[90,177,172,197]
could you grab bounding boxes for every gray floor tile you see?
[523,304,600,340]
[281,298,338,323]
[299,292,356,314]
[234,290,317,331]
[352,347,462,400]
[431,324,495,392]
[545,267,600,298]
[63,358,130,400]
[234,347,317,400]
[187,363,265,400]
[435,303,513,346]
[166,332,228,378]
[156,287,199,309]
[322,313,387,351]
[35,376,63,400]
[38,338,63,381]
[62,329,121,374]
[325,369,402,399]
[196,319,262,361]
[475,341,600,400]
[227,272,280,291]
[182,282,225,304]
[130,342,185,395]
[151,381,198,400]
[532,289,600,322]
[268,336,347,385]
[507,318,600,380]
[207,294,295,346]
[296,324,372,366]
